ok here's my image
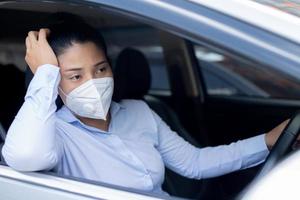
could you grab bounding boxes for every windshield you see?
[252,0,300,17]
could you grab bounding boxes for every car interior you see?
[1,2,300,200]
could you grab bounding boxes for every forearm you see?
[157,114,269,179]
[191,134,269,179]
[2,64,62,171]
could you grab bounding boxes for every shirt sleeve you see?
[152,110,269,179]
[2,64,63,172]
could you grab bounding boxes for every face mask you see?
[59,77,114,120]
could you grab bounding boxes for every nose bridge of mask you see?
[67,78,108,99]
[59,78,113,100]
[67,79,94,98]
[92,77,113,87]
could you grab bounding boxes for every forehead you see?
[57,41,106,70]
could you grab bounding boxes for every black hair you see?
[46,12,108,58]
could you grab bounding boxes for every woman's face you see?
[58,41,113,98]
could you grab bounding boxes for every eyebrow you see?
[93,60,108,67]
[64,67,82,72]
[64,60,108,72]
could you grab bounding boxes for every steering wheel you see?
[0,123,6,144]
[256,112,300,178]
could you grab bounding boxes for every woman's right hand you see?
[25,28,58,74]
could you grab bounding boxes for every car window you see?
[102,27,170,92]
[194,44,300,100]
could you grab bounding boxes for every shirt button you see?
[144,174,150,178]
[143,171,150,178]
[143,174,153,189]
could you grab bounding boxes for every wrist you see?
[265,133,272,150]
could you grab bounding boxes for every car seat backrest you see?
[113,47,151,102]
[0,64,25,130]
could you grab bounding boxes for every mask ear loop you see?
[58,87,67,96]
[58,87,69,105]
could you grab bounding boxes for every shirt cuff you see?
[240,133,270,169]
[25,64,61,98]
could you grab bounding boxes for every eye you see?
[70,75,81,81]
[96,66,107,74]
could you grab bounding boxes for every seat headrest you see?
[113,48,151,102]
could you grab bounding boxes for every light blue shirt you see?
[2,64,269,195]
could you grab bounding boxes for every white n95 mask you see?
[59,77,114,120]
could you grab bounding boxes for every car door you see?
[1,0,300,200]
[0,164,176,200]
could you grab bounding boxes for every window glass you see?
[102,27,170,91]
[194,44,300,100]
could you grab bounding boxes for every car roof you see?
[191,0,300,44]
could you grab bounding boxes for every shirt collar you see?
[57,101,125,124]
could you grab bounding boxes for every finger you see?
[25,36,31,50]
[38,28,48,42]
[28,31,38,44]
[45,28,51,36]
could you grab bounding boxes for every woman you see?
[2,14,289,195]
